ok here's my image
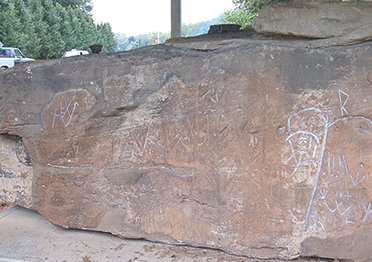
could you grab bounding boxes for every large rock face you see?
[0,32,371,260]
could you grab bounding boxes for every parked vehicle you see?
[62,49,89,58]
[0,47,34,70]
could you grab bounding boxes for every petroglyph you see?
[341,155,367,187]
[316,152,370,228]
[284,90,372,231]
[362,203,372,224]
[50,96,79,128]
[308,209,325,233]
[131,125,150,157]
[284,107,329,230]
[338,90,349,117]
[42,90,96,131]
[249,133,259,148]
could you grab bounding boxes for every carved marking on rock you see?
[249,133,259,148]
[201,88,225,105]
[131,125,149,157]
[284,90,372,231]
[338,89,349,117]
[362,203,372,224]
[168,132,182,153]
[42,89,96,131]
[341,155,366,186]
[285,107,328,230]
[309,209,325,233]
[51,96,80,128]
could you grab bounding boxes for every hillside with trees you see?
[116,16,224,51]
[0,0,116,59]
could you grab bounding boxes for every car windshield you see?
[0,49,11,57]
[14,49,24,58]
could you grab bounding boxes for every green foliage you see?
[0,0,117,59]
[0,1,22,47]
[233,0,280,10]
[222,8,258,29]
[96,23,117,53]
[41,0,64,58]
[55,0,92,12]
[223,0,282,29]
[13,0,41,57]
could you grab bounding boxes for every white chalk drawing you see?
[341,155,366,186]
[338,90,349,116]
[249,133,259,148]
[284,89,371,231]
[285,107,329,230]
[308,209,325,232]
[50,96,79,128]
[317,153,369,227]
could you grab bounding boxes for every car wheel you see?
[0,66,7,70]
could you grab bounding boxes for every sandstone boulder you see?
[0,32,371,260]
[253,1,372,47]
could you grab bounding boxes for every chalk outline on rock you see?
[284,89,371,231]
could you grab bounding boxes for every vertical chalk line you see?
[303,123,329,231]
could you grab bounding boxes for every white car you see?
[62,49,89,58]
[0,47,34,70]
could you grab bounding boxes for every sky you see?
[91,0,235,36]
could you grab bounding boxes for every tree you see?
[0,1,22,47]
[74,9,96,49]
[0,0,117,59]
[96,23,117,53]
[40,0,65,58]
[29,0,51,58]
[57,5,75,51]
[12,0,41,57]
[223,0,280,29]
[66,6,82,49]
[55,0,92,12]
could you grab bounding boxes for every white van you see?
[0,47,34,70]
[62,49,89,58]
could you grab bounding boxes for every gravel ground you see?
[0,206,332,262]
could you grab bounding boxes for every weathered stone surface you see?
[253,1,372,47]
[0,32,371,260]
[0,134,33,208]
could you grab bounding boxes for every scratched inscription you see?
[51,97,79,128]
[42,89,96,131]
[284,90,372,231]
